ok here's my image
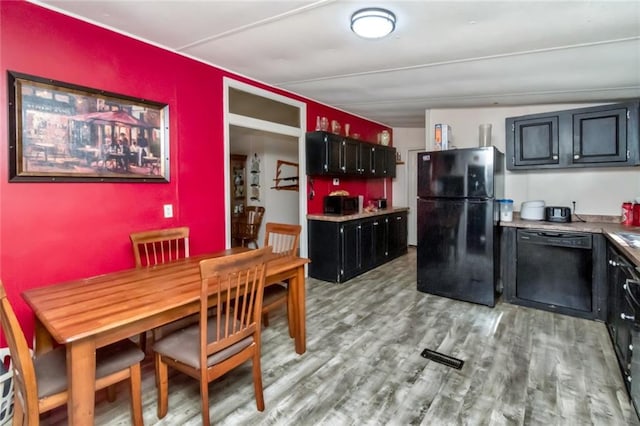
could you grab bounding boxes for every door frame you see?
[223,78,308,259]
[406,148,423,246]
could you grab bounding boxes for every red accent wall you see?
[0,1,391,341]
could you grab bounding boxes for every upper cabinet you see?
[306,131,396,178]
[506,101,639,170]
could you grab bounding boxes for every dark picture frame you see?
[7,71,170,182]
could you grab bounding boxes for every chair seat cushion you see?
[34,339,144,398]
[153,318,253,370]
[263,283,287,305]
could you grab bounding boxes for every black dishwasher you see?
[513,229,594,319]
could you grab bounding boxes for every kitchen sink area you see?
[616,232,640,249]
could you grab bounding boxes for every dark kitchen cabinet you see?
[506,101,639,170]
[372,145,397,178]
[308,210,408,283]
[359,217,388,271]
[359,143,374,176]
[388,211,408,258]
[572,104,629,165]
[343,138,360,174]
[510,113,560,167]
[306,131,396,178]
[341,221,361,281]
[607,243,637,390]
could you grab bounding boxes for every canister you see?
[633,202,640,226]
[622,202,633,226]
[499,199,514,222]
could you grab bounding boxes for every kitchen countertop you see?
[307,207,409,222]
[502,216,640,266]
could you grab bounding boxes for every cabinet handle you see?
[574,154,580,160]
[553,155,558,160]
[621,313,635,321]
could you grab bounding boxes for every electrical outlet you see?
[163,204,173,218]
[333,178,340,186]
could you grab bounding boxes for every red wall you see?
[0,1,391,341]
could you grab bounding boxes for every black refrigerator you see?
[416,147,504,307]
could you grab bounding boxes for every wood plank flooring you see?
[45,248,639,425]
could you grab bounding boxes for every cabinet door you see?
[308,220,341,282]
[343,139,360,174]
[359,143,374,176]
[511,115,560,167]
[388,212,408,258]
[341,222,361,281]
[607,245,635,386]
[372,146,386,176]
[373,217,388,264]
[326,135,343,174]
[385,147,397,178]
[572,105,627,164]
[360,219,375,270]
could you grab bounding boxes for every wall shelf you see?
[271,160,299,191]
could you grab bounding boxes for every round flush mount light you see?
[350,8,396,39]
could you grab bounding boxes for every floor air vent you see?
[421,348,464,370]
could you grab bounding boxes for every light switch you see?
[163,204,173,218]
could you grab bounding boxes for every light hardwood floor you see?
[45,248,639,425]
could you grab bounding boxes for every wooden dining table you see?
[22,247,309,425]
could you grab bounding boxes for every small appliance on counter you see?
[545,206,572,223]
[375,198,387,209]
[323,195,358,215]
[520,200,545,220]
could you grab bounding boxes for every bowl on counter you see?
[520,200,545,220]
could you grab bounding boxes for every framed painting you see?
[7,71,170,182]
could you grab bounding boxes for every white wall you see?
[233,131,299,245]
[391,127,427,245]
[423,103,640,216]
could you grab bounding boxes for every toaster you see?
[545,206,572,223]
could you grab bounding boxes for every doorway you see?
[223,78,307,258]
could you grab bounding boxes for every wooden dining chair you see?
[153,247,271,426]
[233,206,265,248]
[261,222,301,336]
[0,282,144,426]
[130,226,191,352]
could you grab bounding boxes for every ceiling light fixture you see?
[350,8,396,39]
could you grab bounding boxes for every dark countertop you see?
[307,207,409,222]
[501,217,640,266]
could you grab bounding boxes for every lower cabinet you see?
[308,211,408,283]
[606,243,638,391]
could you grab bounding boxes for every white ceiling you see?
[31,0,640,128]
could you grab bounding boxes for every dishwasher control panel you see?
[518,230,592,249]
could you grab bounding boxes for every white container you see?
[479,123,492,147]
[499,199,514,222]
[520,200,545,220]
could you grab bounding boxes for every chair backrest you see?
[0,282,39,421]
[263,223,301,257]
[235,207,265,244]
[130,226,190,267]
[198,247,271,365]
[245,206,265,227]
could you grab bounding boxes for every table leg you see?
[33,318,54,356]
[292,265,306,354]
[66,338,97,424]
